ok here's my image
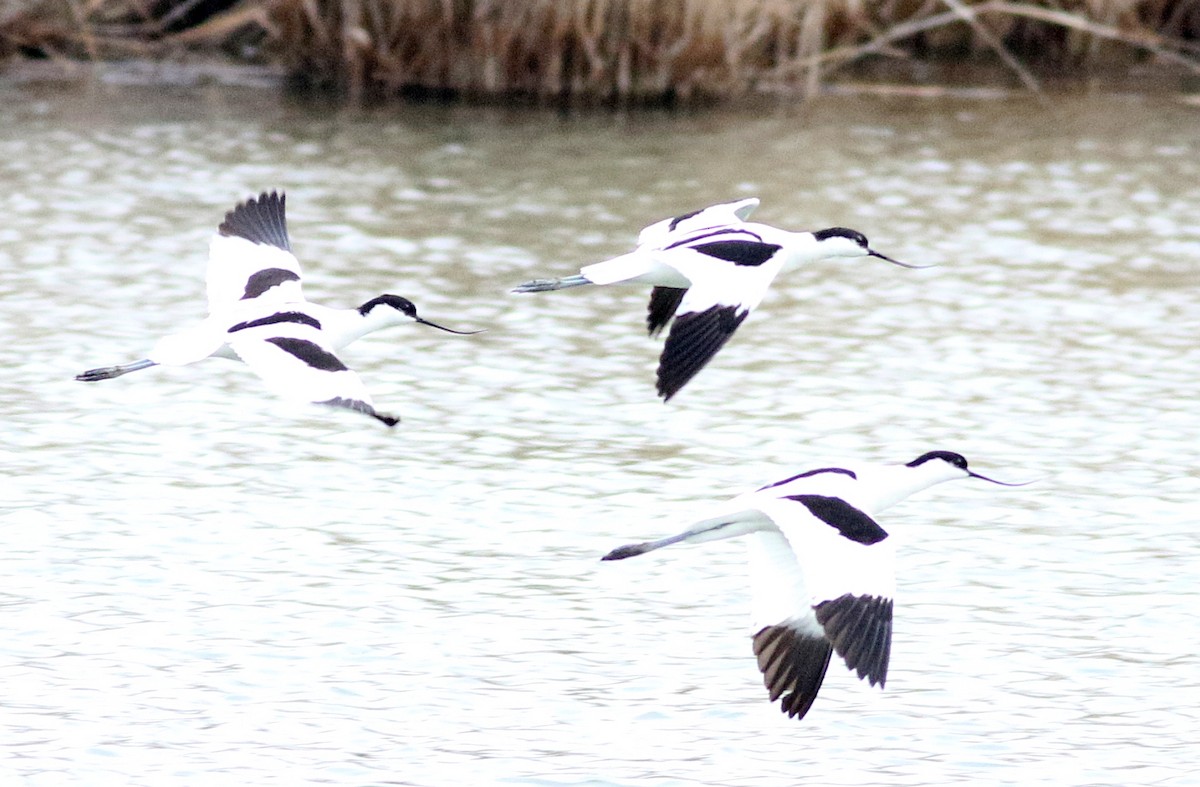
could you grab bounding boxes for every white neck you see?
[311,303,409,349]
[849,461,968,514]
[749,225,836,272]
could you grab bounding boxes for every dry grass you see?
[2,0,1199,101]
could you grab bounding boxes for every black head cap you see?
[812,227,869,248]
[906,450,968,469]
[359,294,417,317]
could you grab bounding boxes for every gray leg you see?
[76,359,157,381]
[511,274,591,293]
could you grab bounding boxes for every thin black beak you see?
[415,317,485,335]
[968,470,1033,487]
[869,249,936,269]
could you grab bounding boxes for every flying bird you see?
[602,450,1027,720]
[76,191,480,426]
[513,198,921,400]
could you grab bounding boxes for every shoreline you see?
[5,55,1199,106]
[3,0,1199,106]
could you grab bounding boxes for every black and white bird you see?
[602,450,1026,721]
[513,198,920,400]
[76,191,480,426]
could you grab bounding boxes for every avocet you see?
[76,191,479,426]
[514,198,921,400]
[602,450,1027,720]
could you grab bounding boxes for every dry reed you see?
[2,0,1199,102]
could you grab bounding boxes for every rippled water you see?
[2,82,1198,786]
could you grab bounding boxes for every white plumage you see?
[632,197,761,252]
[76,191,479,426]
[513,198,920,400]
[602,450,1026,721]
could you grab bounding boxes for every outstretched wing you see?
[207,191,305,313]
[748,527,835,720]
[646,286,687,337]
[225,320,397,427]
[654,239,785,400]
[755,497,895,690]
[636,197,761,249]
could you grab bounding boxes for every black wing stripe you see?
[219,191,292,251]
[320,397,399,427]
[753,625,834,720]
[656,305,748,401]
[646,286,687,337]
[664,227,763,250]
[814,594,893,687]
[691,240,781,266]
[241,268,300,300]
[265,337,348,372]
[228,311,321,333]
[785,495,889,545]
[757,468,858,491]
[667,208,702,231]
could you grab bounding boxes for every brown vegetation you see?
[2,0,1199,102]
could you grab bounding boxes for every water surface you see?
[1,83,1198,785]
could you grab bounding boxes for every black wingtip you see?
[646,286,687,338]
[753,625,834,722]
[813,594,893,688]
[655,305,748,401]
[219,190,291,252]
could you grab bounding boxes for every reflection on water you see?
[1,84,1198,785]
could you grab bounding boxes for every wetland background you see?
[3,0,1200,102]
[2,2,1200,785]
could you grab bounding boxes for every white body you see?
[603,452,1014,720]
[513,197,910,400]
[76,192,461,426]
[654,457,967,628]
[580,219,863,288]
[148,293,417,369]
[633,196,760,249]
[149,223,398,422]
